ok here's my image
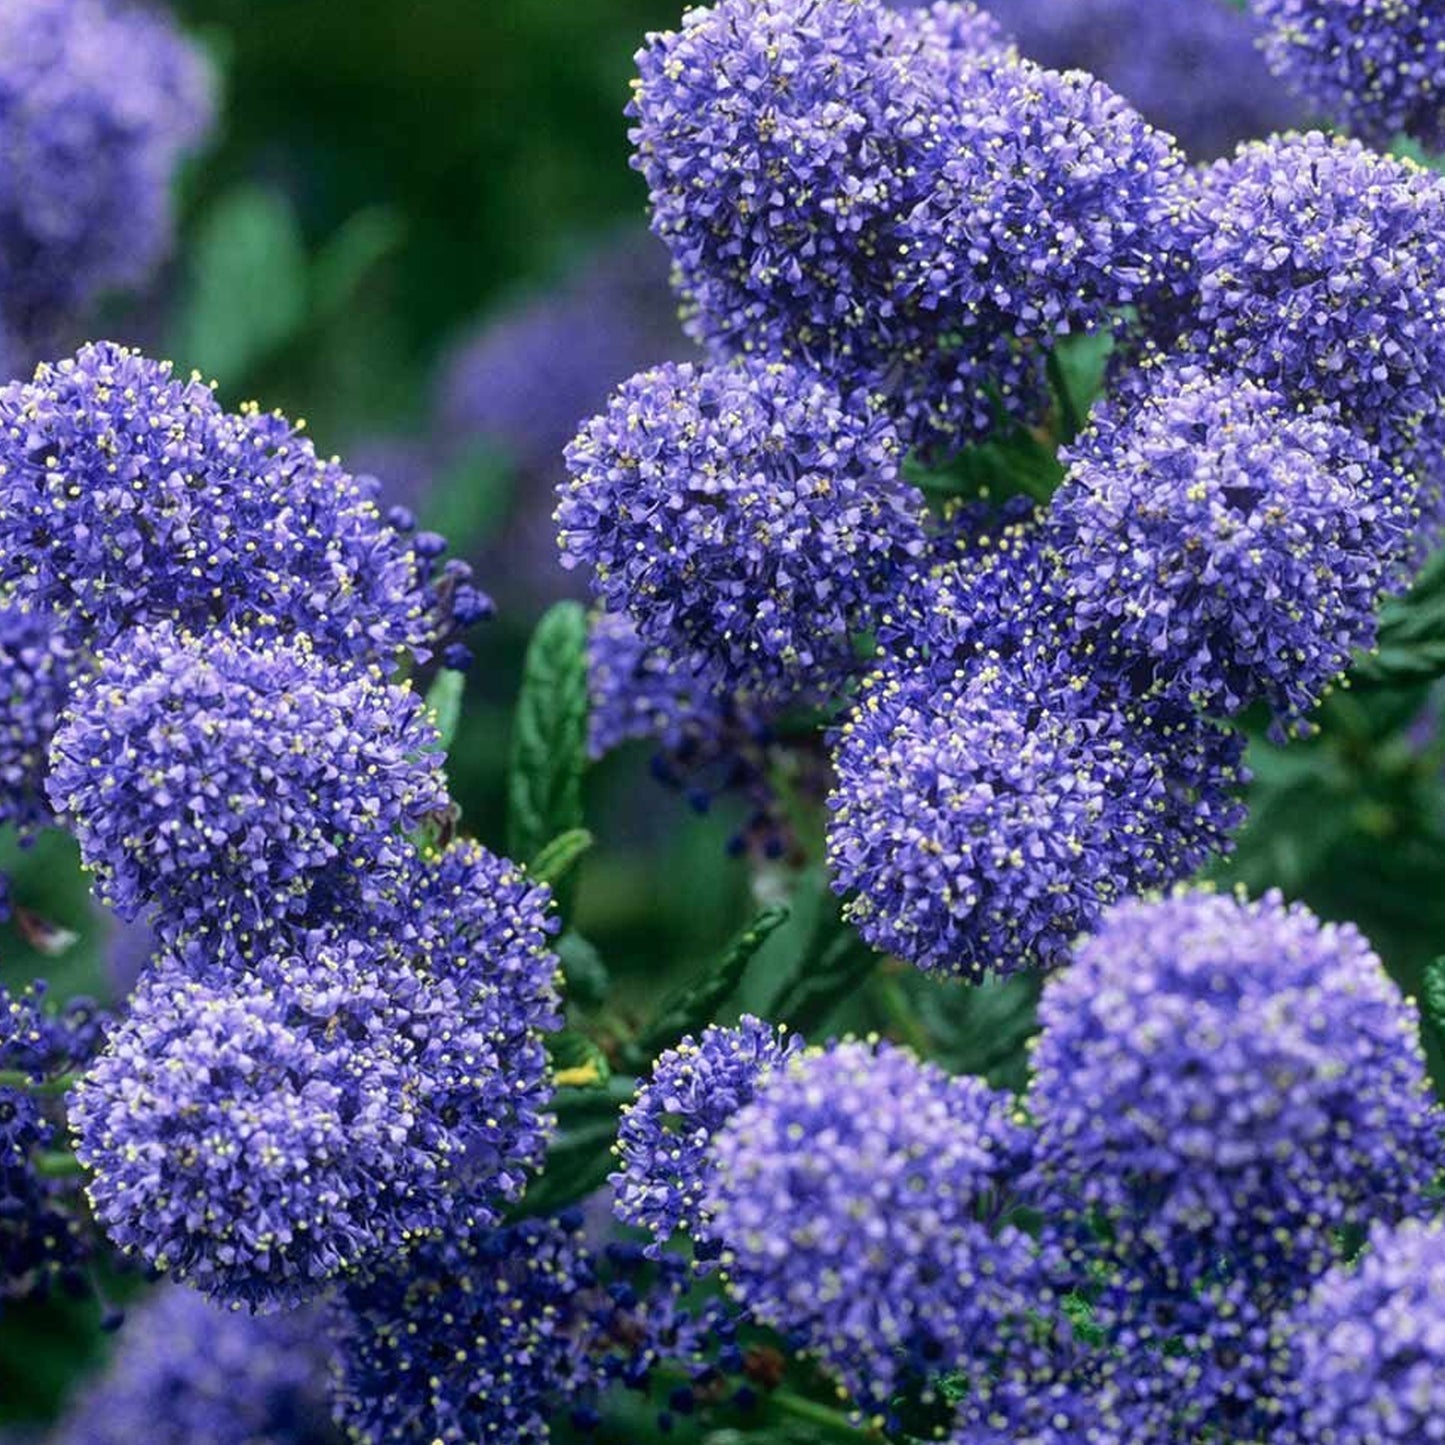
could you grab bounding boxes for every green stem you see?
[768,1388,876,1440]
[0,1069,80,1098]
[33,1150,86,1180]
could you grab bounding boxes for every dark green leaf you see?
[507,602,589,866]
[904,421,1064,509]
[770,911,880,1037]
[424,667,466,752]
[556,930,610,1008]
[511,1077,634,1219]
[309,206,405,323]
[548,1029,612,1087]
[1048,332,1114,441]
[1353,548,1445,688]
[1425,957,1445,1030]
[629,904,791,1065]
[531,827,595,889]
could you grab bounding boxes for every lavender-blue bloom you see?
[1176,134,1445,470]
[612,1016,798,1258]
[1252,0,1445,150]
[49,1287,339,1445]
[1278,1218,1445,1445]
[705,1040,1039,1410]
[630,0,1018,449]
[47,623,446,934]
[560,358,925,702]
[970,0,1304,159]
[1028,890,1445,1297]
[1051,364,1415,729]
[0,343,477,664]
[0,0,211,355]
[0,602,78,838]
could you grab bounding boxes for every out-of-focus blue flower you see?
[559,357,925,703]
[1252,0,1445,150]
[47,623,446,935]
[0,0,212,357]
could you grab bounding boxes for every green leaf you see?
[530,827,595,889]
[1048,332,1113,441]
[556,930,610,1008]
[548,1029,612,1088]
[511,1077,634,1219]
[172,184,307,383]
[423,667,466,752]
[1353,548,1445,688]
[507,602,589,866]
[1425,957,1445,1030]
[309,206,405,323]
[629,904,791,1064]
[904,420,1064,509]
[770,911,880,1037]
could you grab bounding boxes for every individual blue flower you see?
[0,601,78,838]
[47,622,447,934]
[1176,134,1445,469]
[559,358,925,702]
[1278,1218,1445,1445]
[612,1016,798,1259]
[704,1039,1039,1410]
[49,1287,339,1445]
[1252,0,1445,151]
[827,655,1246,979]
[970,0,1304,159]
[1051,364,1415,729]
[0,0,212,356]
[629,0,1017,448]
[1027,890,1445,1297]
[0,343,478,664]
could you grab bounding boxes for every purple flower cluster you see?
[1028,890,1444,1297]
[974,0,1304,159]
[0,602,77,838]
[47,1287,339,1445]
[47,624,447,934]
[1252,0,1445,150]
[1052,364,1415,729]
[0,0,211,357]
[560,358,925,702]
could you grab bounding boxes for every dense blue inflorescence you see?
[0,601,78,838]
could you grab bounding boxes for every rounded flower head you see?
[1280,1218,1445,1445]
[828,656,1246,978]
[629,0,1019,448]
[705,1040,1038,1408]
[612,1015,799,1258]
[1051,365,1415,729]
[0,343,474,663]
[1252,0,1445,150]
[0,600,78,837]
[49,1287,338,1445]
[559,358,925,702]
[1177,134,1445,465]
[0,0,212,351]
[47,622,447,933]
[1028,890,1445,1295]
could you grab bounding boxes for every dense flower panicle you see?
[1279,1218,1445,1444]
[898,61,1192,358]
[0,0,211,353]
[630,0,1021,448]
[559,358,925,701]
[1027,890,1445,1296]
[332,1216,595,1445]
[1175,134,1445,469]
[1051,365,1415,728]
[72,842,560,1309]
[0,602,79,838]
[827,658,1246,979]
[47,623,446,934]
[49,1287,339,1445]
[1252,0,1445,150]
[0,343,478,664]
[704,1040,1039,1408]
[974,0,1304,159]
[612,1016,799,1257]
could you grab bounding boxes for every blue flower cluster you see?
[0,0,211,359]
[1251,0,1445,150]
[613,891,1445,1438]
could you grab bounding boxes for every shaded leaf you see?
[531,827,595,889]
[424,667,466,752]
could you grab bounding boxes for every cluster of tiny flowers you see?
[0,0,211,356]
[974,0,1304,159]
[1027,890,1445,1298]
[71,842,560,1309]
[45,1287,339,1445]
[1051,364,1415,728]
[46,623,447,934]
[1277,1218,1445,1445]
[560,358,925,702]
[706,1040,1039,1411]
[1,982,106,1305]
[611,1015,799,1258]
[0,602,78,838]
[1251,0,1445,150]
